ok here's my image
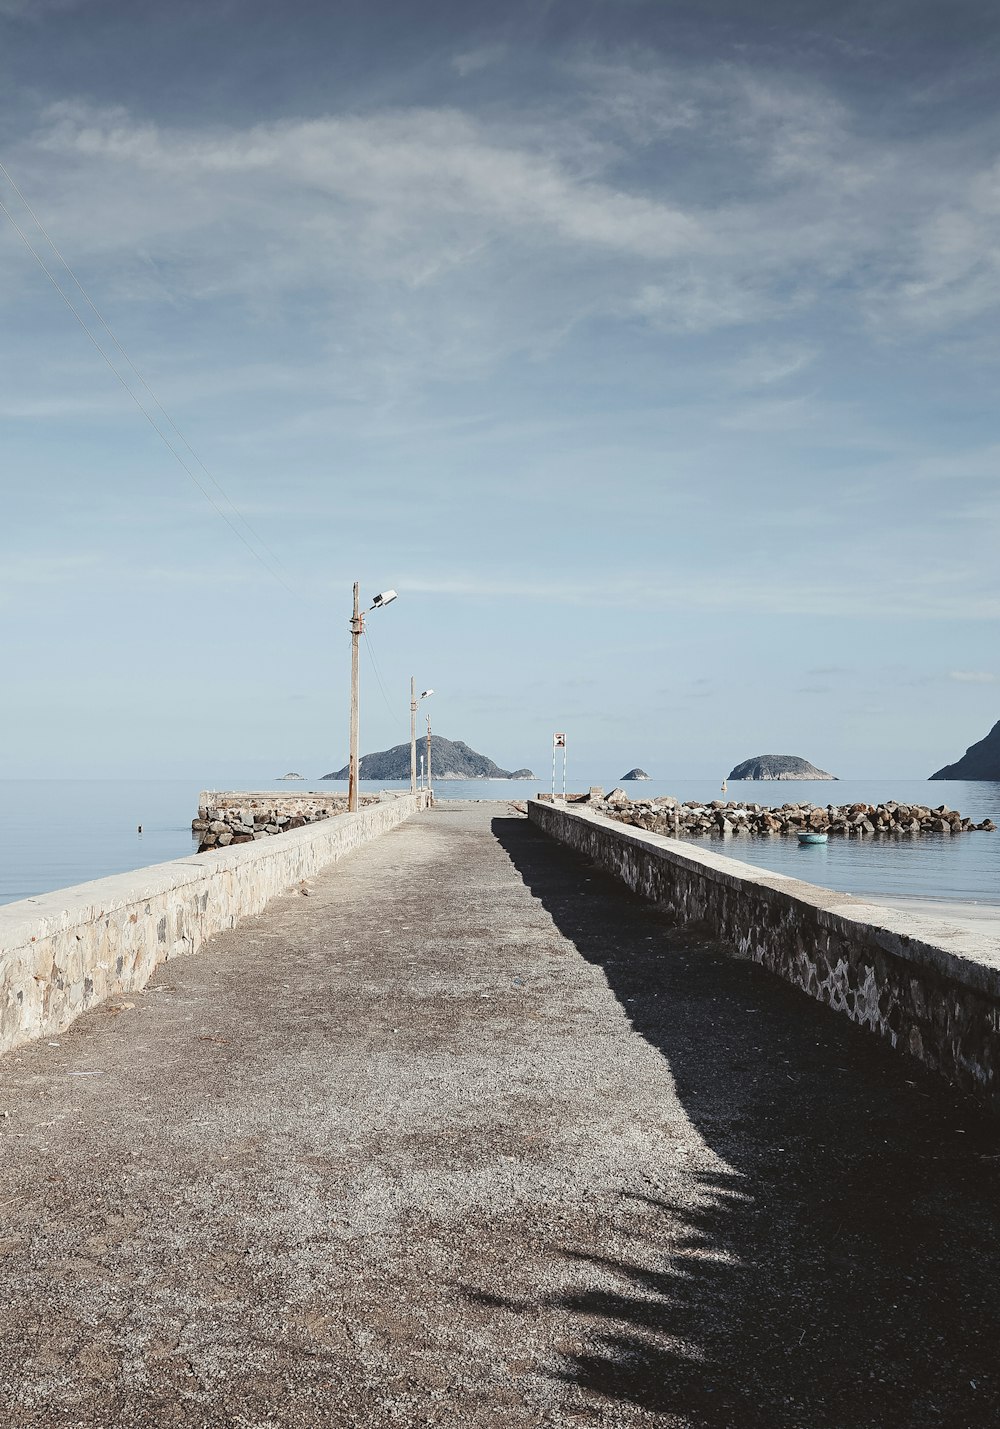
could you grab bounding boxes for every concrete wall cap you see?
[1,796,425,956]
[528,798,1000,995]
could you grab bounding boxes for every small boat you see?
[797,831,828,845]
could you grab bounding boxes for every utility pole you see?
[426,714,433,800]
[410,676,417,794]
[349,580,362,813]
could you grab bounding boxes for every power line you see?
[0,158,290,582]
[363,626,398,722]
[0,164,296,596]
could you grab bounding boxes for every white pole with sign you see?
[553,733,566,801]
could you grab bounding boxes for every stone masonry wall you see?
[0,793,428,1057]
[529,799,1000,1114]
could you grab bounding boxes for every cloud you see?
[452,44,507,77]
[35,102,704,264]
[6,51,998,373]
[3,49,1000,450]
[0,551,99,609]
[0,0,85,16]
[726,343,819,390]
[949,670,997,683]
[397,568,1000,621]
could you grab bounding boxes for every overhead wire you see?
[0,161,411,716]
[0,166,295,597]
[0,158,291,584]
[363,626,399,722]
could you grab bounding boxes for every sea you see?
[1,775,998,910]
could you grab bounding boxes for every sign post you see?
[552,733,566,801]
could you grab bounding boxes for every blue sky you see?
[2,0,999,780]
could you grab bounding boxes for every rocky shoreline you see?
[594,790,996,838]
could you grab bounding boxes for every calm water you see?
[1,776,998,908]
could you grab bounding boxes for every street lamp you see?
[348,582,398,813]
[426,711,434,800]
[410,681,433,794]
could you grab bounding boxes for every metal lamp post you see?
[426,713,434,800]
[410,681,433,793]
[348,583,397,813]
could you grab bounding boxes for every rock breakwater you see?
[192,792,380,853]
[596,790,995,838]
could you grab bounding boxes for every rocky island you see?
[728,754,837,781]
[621,768,651,780]
[322,736,535,782]
[930,718,1000,780]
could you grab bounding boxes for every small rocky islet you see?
[728,754,836,780]
[595,789,995,837]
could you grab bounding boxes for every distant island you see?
[930,718,1000,779]
[277,772,304,780]
[728,754,837,781]
[321,736,535,781]
[621,768,650,780]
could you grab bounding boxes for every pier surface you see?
[2,803,999,1427]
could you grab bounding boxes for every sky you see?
[1,0,999,781]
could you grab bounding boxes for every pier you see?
[2,803,1000,1425]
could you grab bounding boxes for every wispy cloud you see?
[0,0,85,17]
[726,343,819,390]
[6,52,999,391]
[452,44,507,77]
[398,569,1000,621]
[949,670,997,683]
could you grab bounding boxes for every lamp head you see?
[421,688,434,698]
[370,590,397,609]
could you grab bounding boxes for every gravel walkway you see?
[1,803,999,1427]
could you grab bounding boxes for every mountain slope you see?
[930,719,1000,779]
[321,736,535,781]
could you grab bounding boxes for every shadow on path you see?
[489,816,1000,1428]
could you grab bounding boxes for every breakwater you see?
[529,798,1000,1114]
[193,790,382,852]
[597,790,995,837]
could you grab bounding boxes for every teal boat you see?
[797,831,828,845]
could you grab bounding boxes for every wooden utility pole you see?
[426,714,432,800]
[349,580,362,813]
[410,676,417,794]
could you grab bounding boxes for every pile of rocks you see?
[595,790,996,839]
[192,794,380,853]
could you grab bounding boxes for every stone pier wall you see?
[0,792,429,1057]
[529,799,1000,1113]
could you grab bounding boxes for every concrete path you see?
[2,804,1000,1428]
